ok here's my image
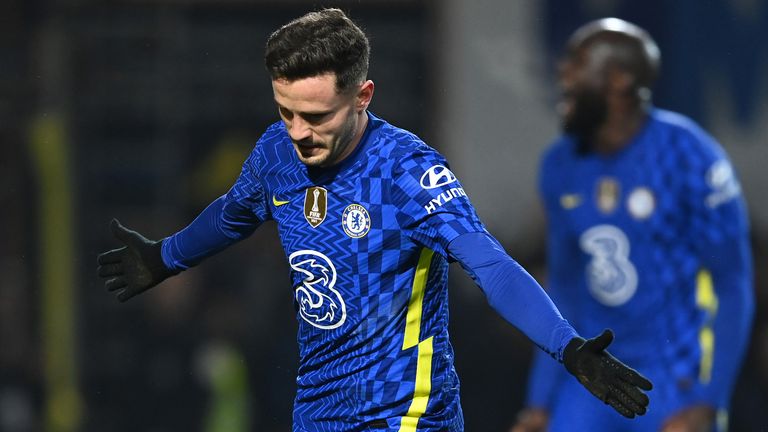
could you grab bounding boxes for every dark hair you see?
[265,8,370,92]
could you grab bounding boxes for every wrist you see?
[562,336,585,369]
[147,239,179,279]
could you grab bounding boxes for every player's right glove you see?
[563,329,653,418]
[96,219,178,302]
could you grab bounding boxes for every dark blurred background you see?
[2,0,767,431]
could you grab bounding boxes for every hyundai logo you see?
[420,165,457,189]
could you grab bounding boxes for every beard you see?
[561,89,608,153]
[292,138,329,167]
[295,115,359,168]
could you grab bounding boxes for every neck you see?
[592,101,648,154]
[331,110,369,166]
[351,110,369,149]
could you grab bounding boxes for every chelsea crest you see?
[342,204,371,238]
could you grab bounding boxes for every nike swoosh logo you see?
[560,193,582,209]
[273,195,290,207]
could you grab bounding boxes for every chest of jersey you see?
[263,165,417,333]
[267,169,393,249]
[555,139,691,240]
[552,145,696,310]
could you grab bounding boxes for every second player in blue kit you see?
[513,18,754,432]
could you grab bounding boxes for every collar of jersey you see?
[602,108,655,162]
[574,107,655,162]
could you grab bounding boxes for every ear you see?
[356,80,374,112]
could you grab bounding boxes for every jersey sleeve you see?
[682,131,754,407]
[390,148,486,256]
[161,147,272,270]
[448,232,577,362]
[525,144,582,409]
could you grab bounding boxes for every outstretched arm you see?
[96,193,262,302]
[449,232,574,360]
[97,150,269,301]
[448,232,652,418]
[160,194,262,271]
[521,209,582,416]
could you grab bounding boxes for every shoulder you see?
[246,121,293,171]
[539,135,577,195]
[650,109,722,155]
[649,109,728,169]
[392,141,450,185]
[650,109,745,212]
[250,121,288,152]
[541,135,577,170]
[375,117,437,158]
[651,108,704,136]
[369,115,448,178]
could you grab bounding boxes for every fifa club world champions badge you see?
[304,186,328,228]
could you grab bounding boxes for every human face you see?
[272,74,372,167]
[557,44,609,141]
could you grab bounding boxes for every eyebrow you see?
[275,102,332,117]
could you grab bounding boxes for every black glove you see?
[563,329,653,418]
[96,219,178,302]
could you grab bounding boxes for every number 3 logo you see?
[579,225,638,306]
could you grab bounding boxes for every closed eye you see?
[277,106,330,125]
[302,112,331,124]
[278,106,293,121]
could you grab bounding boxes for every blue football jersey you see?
[538,108,751,392]
[227,112,486,431]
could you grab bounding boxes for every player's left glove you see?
[563,329,653,418]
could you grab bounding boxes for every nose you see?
[287,116,312,143]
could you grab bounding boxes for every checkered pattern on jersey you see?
[636,116,710,382]
[250,115,482,431]
[349,123,479,430]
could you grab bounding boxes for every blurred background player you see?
[511,18,754,432]
[97,8,651,432]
